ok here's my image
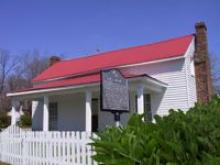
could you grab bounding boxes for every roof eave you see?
[7,75,167,98]
[7,83,99,98]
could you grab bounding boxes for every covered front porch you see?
[7,75,167,132]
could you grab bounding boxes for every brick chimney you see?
[194,22,213,103]
[49,56,61,66]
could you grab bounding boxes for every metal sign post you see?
[114,112,121,127]
[100,69,130,127]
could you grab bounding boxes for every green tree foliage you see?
[91,97,220,165]
[0,112,10,129]
[18,112,31,128]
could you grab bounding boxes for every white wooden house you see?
[7,22,212,132]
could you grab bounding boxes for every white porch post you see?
[85,91,92,132]
[43,96,49,131]
[19,105,24,116]
[11,100,17,125]
[32,100,39,118]
[137,85,144,114]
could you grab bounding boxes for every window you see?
[49,102,58,131]
[135,94,152,121]
[92,99,99,132]
[144,94,152,121]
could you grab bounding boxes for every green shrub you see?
[0,112,10,129]
[18,112,32,128]
[91,96,220,165]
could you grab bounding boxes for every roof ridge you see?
[59,33,194,63]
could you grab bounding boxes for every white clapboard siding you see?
[120,37,197,116]
[121,58,189,116]
[0,125,97,165]
[185,38,197,108]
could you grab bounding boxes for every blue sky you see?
[0,0,219,59]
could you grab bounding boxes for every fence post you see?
[0,132,1,161]
[22,131,26,165]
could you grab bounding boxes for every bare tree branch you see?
[0,49,50,112]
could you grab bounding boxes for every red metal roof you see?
[35,73,100,90]
[33,34,193,82]
[19,72,153,92]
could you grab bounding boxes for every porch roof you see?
[7,72,167,98]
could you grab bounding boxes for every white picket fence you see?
[0,125,97,165]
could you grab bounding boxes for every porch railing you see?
[0,125,97,165]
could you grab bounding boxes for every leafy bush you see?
[91,96,220,164]
[18,112,32,128]
[0,112,10,129]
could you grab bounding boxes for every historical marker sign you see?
[101,69,129,112]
